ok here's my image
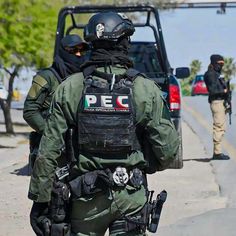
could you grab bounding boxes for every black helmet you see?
[84,12,135,42]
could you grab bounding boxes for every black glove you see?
[30,202,49,236]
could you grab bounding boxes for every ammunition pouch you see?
[37,181,71,236]
[38,217,71,236]
[51,222,71,236]
[50,181,70,223]
[69,168,145,199]
[69,169,114,199]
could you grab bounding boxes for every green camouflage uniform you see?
[23,69,60,133]
[28,66,179,235]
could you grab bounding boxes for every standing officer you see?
[204,54,230,160]
[23,34,89,168]
[28,12,180,236]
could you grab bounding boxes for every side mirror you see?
[175,67,190,79]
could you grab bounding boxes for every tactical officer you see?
[204,54,230,160]
[23,34,89,168]
[28,12,180,236]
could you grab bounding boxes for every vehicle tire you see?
[168,122,183,169]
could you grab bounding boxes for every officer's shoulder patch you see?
[33,74,48,88]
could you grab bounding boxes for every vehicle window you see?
[195,75,204,82]
[129,43,163,78]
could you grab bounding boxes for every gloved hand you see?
[30,202,49,236]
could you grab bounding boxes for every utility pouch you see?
[28,131,42,172]
[50,181,70,223]
[69,169,114,199]
[69,173,101,199]
[51,223,71,236]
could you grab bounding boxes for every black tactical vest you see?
[77,70,141,156]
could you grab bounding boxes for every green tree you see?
[222,57,236,81]
[180,59,201,96]
[189,59,202,84]
[0,0,66,134]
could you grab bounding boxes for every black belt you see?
[69,167,145,199]
[209,94,225,102]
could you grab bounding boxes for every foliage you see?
[0,0,65,69]
[222,57,236,81]
[188,59,202,85]
[180,79,191,96]
[180,59,201,96]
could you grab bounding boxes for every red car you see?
[191,75,208,96]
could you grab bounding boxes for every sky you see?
[159,7,236,74]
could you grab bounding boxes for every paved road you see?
[182,94,236,208]
[157,95,236,236]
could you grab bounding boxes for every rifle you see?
[224,80,232,125]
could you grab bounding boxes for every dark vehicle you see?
[191,75,208,96]
[54,5,190,168]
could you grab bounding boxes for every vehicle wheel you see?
[168,122,183,169]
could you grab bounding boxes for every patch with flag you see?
[83,93,131,113]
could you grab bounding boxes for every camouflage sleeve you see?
[146,84,180,171]
[28,78,78,202]
[23,74,50,133]
[134,78,180,171]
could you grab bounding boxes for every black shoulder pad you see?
[48,67,62,84]
[39,67,62,84]
[124,68,146,81]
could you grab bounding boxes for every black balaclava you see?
[210,54,224,73]
[81,36,133,71]
[52,45,88,80]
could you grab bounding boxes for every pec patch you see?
[82,93,132,113]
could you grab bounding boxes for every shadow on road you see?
[0,131,29,137]
[11,164,30,176]
[184,157,212,163]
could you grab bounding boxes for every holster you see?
[51,223,71,236]
[38,217,71,236]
